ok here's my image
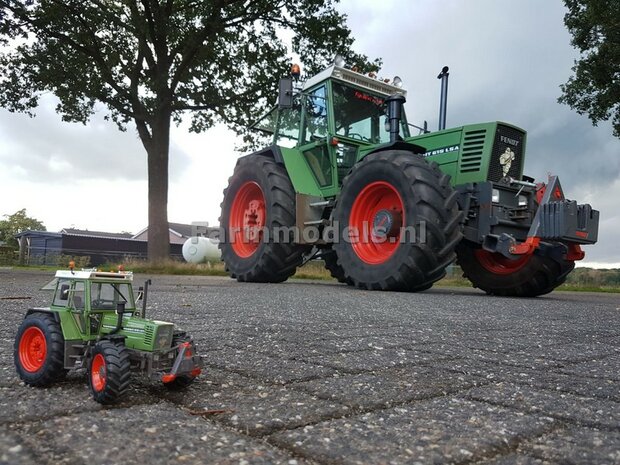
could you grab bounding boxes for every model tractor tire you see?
[456,242,575,297]
[88,340,131,405]
[14,313,65,386]
[333,150,463,291]
[219,155,306,282]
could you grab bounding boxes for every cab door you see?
[298,85,337,194]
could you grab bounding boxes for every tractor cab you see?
[51,269,138,338]
[254,62,409,191]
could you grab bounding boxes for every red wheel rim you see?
[229,181,266,258]
[91,354,106,392]
[349,181,405,264]
[474,250,531,275]
[18,326,47,372]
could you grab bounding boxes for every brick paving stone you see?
[5,403,306,465]
[292,366,486,410]
[467,383,620,430]
[270,397,555,464]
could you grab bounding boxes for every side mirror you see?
[278,77,293,109]
[60,284,70,301]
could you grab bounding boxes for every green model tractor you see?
[14,268,203,404]
[219,59,599,296]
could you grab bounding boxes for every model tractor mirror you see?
[278,77,293,110]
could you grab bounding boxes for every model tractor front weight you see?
[14,269,204,405]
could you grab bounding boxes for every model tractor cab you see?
[14,268,203,404]
[221,56,599,297]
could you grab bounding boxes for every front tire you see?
[14,313,65,386]
[322,249,352,285]
[333,150,462,291]
[88,340,130,405]
[456,241,575,297]
[219,155,306,282]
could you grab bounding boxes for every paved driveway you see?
[1,270,619,464]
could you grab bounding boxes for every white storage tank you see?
[182,237,221,263]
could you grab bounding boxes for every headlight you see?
[492,189,500,203]
[518,195,528,207]
[155,327,173,350]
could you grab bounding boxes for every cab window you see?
[53,279,71,307]
[70,282,85,310]
[302,85,328,144]
[275,106,302,148]
[332,83,392,144]
[252,107,278,135]
[91,282,135,310]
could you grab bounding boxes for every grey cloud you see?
[0,96,191,184]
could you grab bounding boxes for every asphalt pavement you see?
[1,269,619,464]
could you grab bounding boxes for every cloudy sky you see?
[0,0,617,267]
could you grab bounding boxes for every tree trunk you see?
[144,113,171,262]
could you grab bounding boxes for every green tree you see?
[559,0,620,137]
[0,209,46,248]
[0,1,379,260]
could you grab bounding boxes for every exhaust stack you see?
[437,66,449,131]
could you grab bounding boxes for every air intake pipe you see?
[385,94,406,143]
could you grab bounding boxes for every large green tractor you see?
[14,268,203,404]
[219,59,599,296]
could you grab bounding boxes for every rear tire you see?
[88,340,130,405]
[333,150,462,291]
[219,155,306,282]
[456,241,575,297]
[14,313,65,386]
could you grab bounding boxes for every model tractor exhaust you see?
[218,57,599,297]
[14,268,203,404]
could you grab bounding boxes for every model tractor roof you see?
[55,269,134,281]
[303,64,407,98]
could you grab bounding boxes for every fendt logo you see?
[500,135,520,147]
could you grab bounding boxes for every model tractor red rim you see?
[229,181,266,258]
[349,181,405,264]
[18,326,47,372]
[474,249,531,275]
[91,353,106,392]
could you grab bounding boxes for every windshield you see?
[332,82,409,144]
[332,83,391,144]
[90,282,135,310]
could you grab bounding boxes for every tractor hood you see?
[100,314,174,352]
